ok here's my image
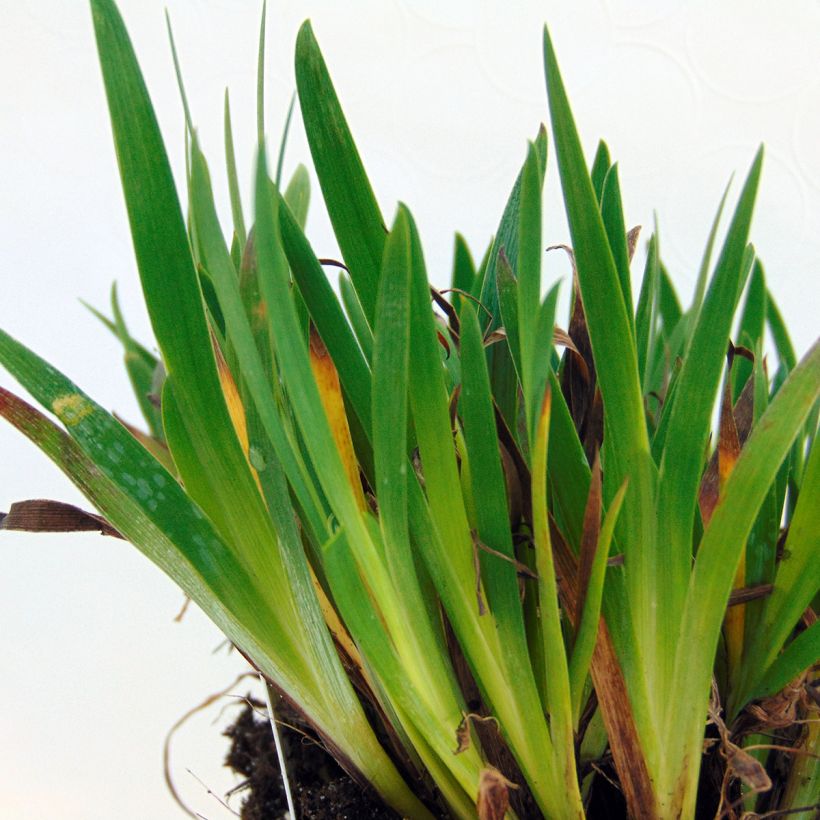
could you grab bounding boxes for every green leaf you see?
[256,1,266,144]
[91,0,288,582]
[766,288,797,373]
[402,204,567,816]
[600,164,634,329]
[517,140,544,381]
[589,139,611,204]
[284,162,310,229]
[372,208,414,560]
[734,416,820,711]
[477,127,547,429]
[749,621,820,702]
[655,148,763,677]
[451,232,476,310]
[657,263,682,334]
[635,231,660,392]
[732,259,766,401]
[275,92,296,189]
[253,144,444,817]
[164,10,193,135]
[496,250,522,383]
[371,208,485,809]
[543,25,657,677]
[223,89,246,250]
[82,284,163,438]
[295,21,385,322]
[339,272,374,364]
[460,302,526,637]
[545,367,590,548]
[688,178,732,324]
[527,283,560,444]
[667,339,820,810]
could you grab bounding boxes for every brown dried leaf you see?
[436,329,452,359]
[727,747,771,793]
[430,286,460,337]
[473,533,537,580]
[699,367,754,526]
[483,328,508,348]
[717,380,741,489]
[727,584,773,607]
[746,676,806,730]
[546,243,576,275]
[553,325,581,356]
[454,714,472,755]
[576,452,603,626]
[627,225,642,262]
[477,767,516,820]
[0,499,122,538]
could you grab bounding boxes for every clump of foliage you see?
[1,1,818,817]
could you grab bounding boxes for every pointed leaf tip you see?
[296,19,315,51]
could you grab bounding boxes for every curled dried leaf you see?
[746,675,807,730]
[453,713,500,756]
[477,766,517,820]
[727,746,771,793]
[454,714,472,755]
[545,243,576,276]
[553,325,581,356]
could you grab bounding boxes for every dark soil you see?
[223,692,811,819]
[223,696,397,819]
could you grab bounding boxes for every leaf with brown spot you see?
[308,325,367,512]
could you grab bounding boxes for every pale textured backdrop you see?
[1,2,818,818]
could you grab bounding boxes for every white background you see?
[1,2,818,818]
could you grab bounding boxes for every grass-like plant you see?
[2,1,818,817]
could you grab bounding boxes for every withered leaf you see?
[576,452,603,627]
[728,747,772,793]
[477,767,516,820]
[0,499,122,538]
[627,225,642,262]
